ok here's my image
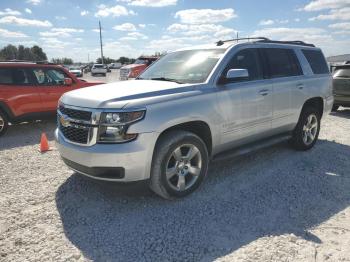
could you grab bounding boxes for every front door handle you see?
[259,89,269,96]
[297,83,304,90]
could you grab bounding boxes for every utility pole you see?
[99,20,104,65]
[87,53,89,63]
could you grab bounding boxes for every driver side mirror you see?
[64,78,73,86]
[218,69,249,85]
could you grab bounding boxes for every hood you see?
[61,80,196,109]
[70,69,81,73]
[122,64,145,70]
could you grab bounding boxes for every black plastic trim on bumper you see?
[62,157,125,179]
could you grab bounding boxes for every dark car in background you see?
[332,65,350,111]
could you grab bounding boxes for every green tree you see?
[51,57,74,65]
[0,44,18,60]
[31,45,47,61]
[0,44,48,61]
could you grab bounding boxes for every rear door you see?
[30,67,76,111]
[0,67,42,117]
[261,48,304,132]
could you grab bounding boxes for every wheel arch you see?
[302,97,324,118]
[155,120,213,157]
[0,101,14,121]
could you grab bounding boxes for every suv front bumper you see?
[55,129,158,182]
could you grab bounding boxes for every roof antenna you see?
[236,32,238,42]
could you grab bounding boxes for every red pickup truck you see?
[119,56,159,80]
[0,62,103,136]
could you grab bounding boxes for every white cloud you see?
[0,28,28,38]
[252,27,328,41]
[0,16,52,27]
[26,0,41,5]
[0,8,21,16]
[329,22,350,30]
[113,23,137,31]
[250,27,346,56]
[119,36,138,41]
[80,10,89,16]
[175,8,236,24]
[167,23,236,38]
[259,19,274,26]
[55,16,67,20]
[25,8,32,14]
[128,32,148,39]
[95,4,135,17]
[139,23,146,28]
[301,0,350,11]
[51,27,84,33]
[309,7,350,21]
[39,27,84,37]
[295,18,301,22]
[122,0,177,7]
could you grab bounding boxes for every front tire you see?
[0,110,9,137]
[290,106,321,151]
[150,130,209,200]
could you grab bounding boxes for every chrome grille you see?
[59,105,92,121]
[58,104,94,145]
[120,68,130,79]
[59,124,90,144]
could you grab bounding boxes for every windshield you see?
[69,67,79,70]
[334,69,350,78]
[135,59,147,64]
[94,65,104,68]
[139,49,225,84]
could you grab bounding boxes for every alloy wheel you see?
[302,114,318,145]
[165,144,202,192]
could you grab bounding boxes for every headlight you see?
[98,110,145,143]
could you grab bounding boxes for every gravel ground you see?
[0,109,350,262]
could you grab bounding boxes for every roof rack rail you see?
[256,39,315,47]
[216,37,269,46]
[216,37,315,47]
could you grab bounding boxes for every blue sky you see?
[0,0,349,62]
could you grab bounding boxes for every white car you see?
[69,66,83,77]
[91,64,107,76]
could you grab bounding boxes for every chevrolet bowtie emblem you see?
[60,115,70,127]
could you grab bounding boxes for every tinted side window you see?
[32,68,68,85]
[225,48,263,81]
[0,68,12,84]
[263,48,302,78]
[12,68,32,84]
[302,49,329,74]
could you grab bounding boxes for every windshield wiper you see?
[150,77,183,84]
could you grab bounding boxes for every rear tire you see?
[150,130,209,200]
[0,110,9,137]
[332,105,339,112]
[290,106,321,151]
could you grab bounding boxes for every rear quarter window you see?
[302,49,329,74]
[0,68,13,84]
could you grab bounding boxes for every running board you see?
[212,133,292,162]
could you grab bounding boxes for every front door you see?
[31,67,76,111]
[216,48,273,150]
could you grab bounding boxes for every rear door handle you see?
[259,89,269,96]
[297,83,304,90]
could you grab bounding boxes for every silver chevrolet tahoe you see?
[56,38,334,199]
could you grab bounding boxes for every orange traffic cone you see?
[40,133,50,153]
